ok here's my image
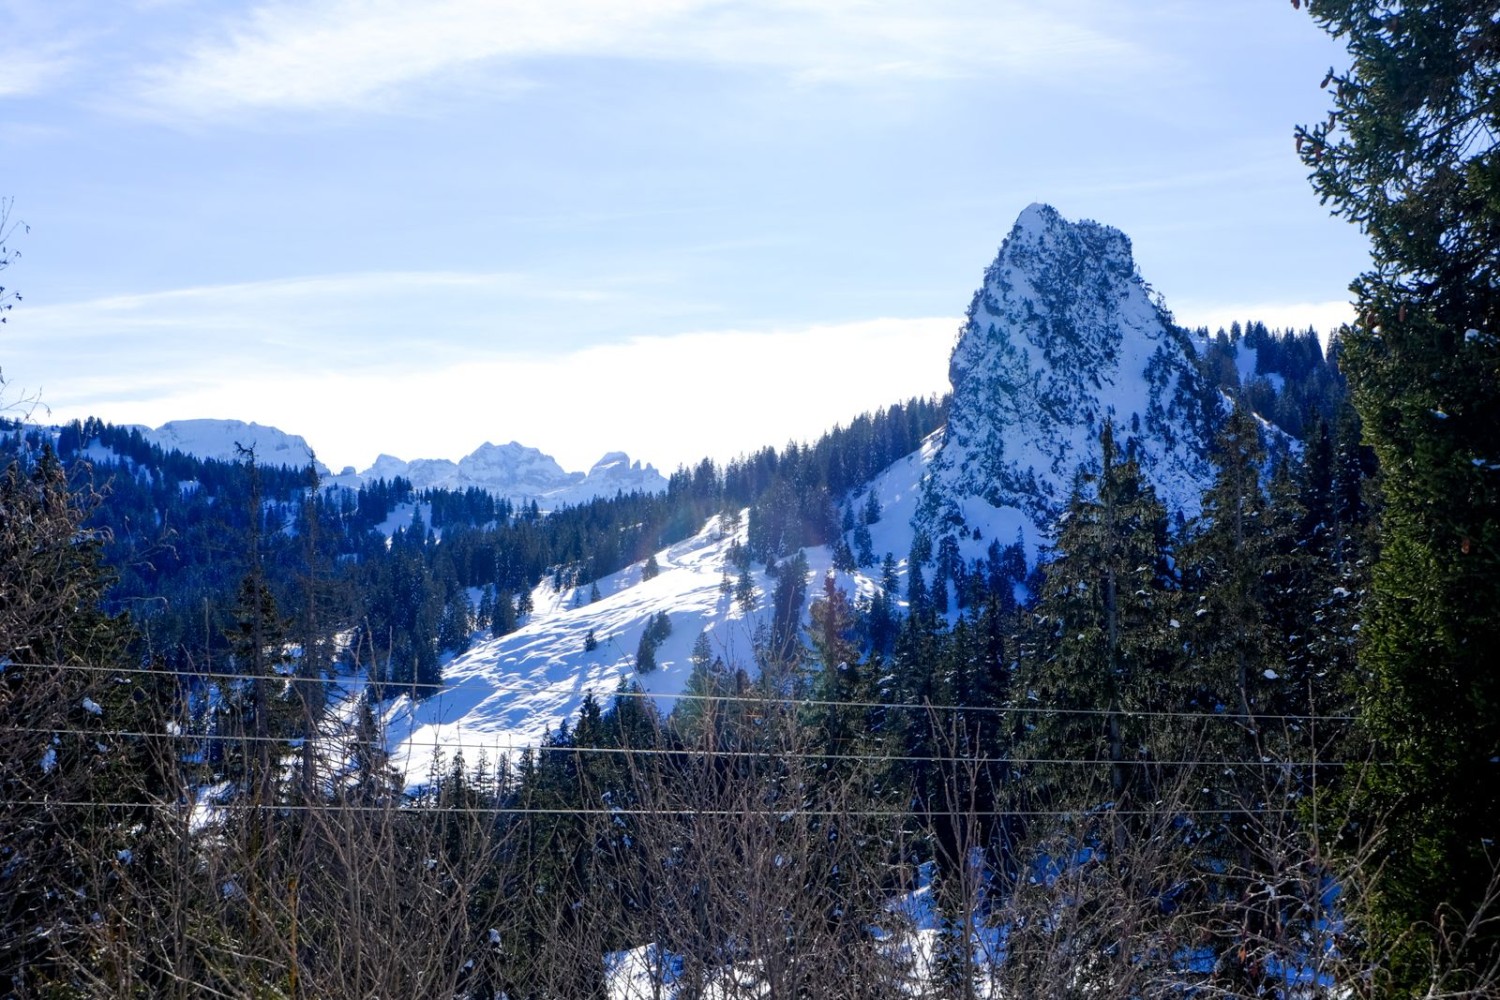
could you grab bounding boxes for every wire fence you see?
[2,800,1319,819]
[11,660,1359,724]
[9,723,1373,770]
[5,657,1370,824]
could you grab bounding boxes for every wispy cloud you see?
[0,27,82,98]
[14,269,640,369]
[134,0,1139,116]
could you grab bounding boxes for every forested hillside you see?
[14,395,946,692]
[2,320,1422,997]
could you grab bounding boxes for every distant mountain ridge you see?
[128,418,667,508]
[139,419,330,476]
[342,442,667,508]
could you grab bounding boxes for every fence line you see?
[3,800,1315,819]
[11,723,1375,770]
[12,660,1358,724]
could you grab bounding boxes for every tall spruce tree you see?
[0,450,173,993]
[1010,424,1180,823]
[1181,403,1283,766]
[805,573,865,769]
[1299,2,1500,987]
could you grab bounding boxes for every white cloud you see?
[134,0,1138,115]
[30,315,957,475]
[13,270,634,370]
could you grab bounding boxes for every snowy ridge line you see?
[26,662,1358,724]
[11,726,1372,769]
[5,800,1317,818]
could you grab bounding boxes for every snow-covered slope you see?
[379,434,939,785]
[140,419,330,474]
[380,514,779,783]
[916,203,1221,560]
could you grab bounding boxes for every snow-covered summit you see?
[561,451,669,505]
[917,203,1221,554]
[338,441,667,509]
[141,419,330,475]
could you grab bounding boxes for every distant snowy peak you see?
[350,441,667,508]
[589,451,635,477]
[564,452,670,503]
[919,203,1220,546]
[143,419,329,475]
[461,441,572,494]
[362,454,413,482]
[134,418,666,507]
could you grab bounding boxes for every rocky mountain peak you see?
[917,204,1221,554]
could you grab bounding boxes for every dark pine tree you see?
[1010,423,1180,837]
[1299,2,1500,985]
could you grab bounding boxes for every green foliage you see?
[764,549,810,675]
[689,630,712,672]
[635,610,672,673]
[1301,1,1500,987]
[1011,423,1180,817]
[0,449,175,993]
[742,397,946,563]
[671,648,745,748]
[1197,321,1347,438]
[1180,404,1281,732]
[437,588,474,655]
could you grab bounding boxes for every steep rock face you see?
[918,204,1221,550]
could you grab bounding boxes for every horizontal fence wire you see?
[11,723,1378,770]
[1,800,1314,819]
[6,723,1375,769]
[9,661,1358,724]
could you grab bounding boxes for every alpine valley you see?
[12,204,1353,777]
[10,1,1499,989]
[4,204,1372,996]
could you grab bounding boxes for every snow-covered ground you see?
[379,434,943,786]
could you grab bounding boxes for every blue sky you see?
[2,0,1369,474]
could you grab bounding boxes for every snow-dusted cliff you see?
[917,203,1222,555]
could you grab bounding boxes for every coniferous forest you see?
[3,3,1499,997]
